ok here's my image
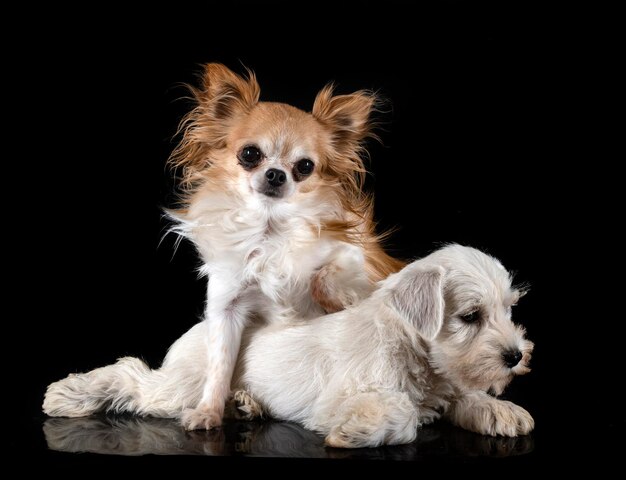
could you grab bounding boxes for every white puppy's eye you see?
[293,159,315,181]
[238,145,263,170]
[460,310,480,323]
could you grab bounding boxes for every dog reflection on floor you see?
[43,416,533,459]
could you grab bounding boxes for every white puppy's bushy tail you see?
[43,323,207,420]
[43,357,187,419]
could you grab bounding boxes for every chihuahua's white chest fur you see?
[172,190,349,322]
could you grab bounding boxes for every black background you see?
[9,1,622,473]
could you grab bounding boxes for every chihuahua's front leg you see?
[311,243,374,313]
[181,273,248,431]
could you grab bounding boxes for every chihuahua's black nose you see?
[502,350,523,368]
[265,168,287,187]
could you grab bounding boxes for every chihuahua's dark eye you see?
[293,159,315,181]
[460,310,480,323]
[238,145,263,169]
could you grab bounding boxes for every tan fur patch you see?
[167,63,403,280]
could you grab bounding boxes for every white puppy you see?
[44,245,534,448]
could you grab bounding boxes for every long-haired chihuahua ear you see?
[312,85,379,145]
[171,64,260,187]
[310,85,379,218]
[198,63,260,121]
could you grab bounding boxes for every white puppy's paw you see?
[325,427,360,448]
[470,400,534,437]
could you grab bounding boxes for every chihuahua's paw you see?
[181,406,222,431]
[232,390,264,420]
[311,264,344,313]
[312,264,373,313]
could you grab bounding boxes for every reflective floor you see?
[43,415,533,459]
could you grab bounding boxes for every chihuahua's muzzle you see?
[263,168,287,198]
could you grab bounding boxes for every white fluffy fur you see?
[168,186,372,429]
[150,63,392,430]
[44,245,534,448]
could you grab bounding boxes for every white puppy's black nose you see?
[503,350,523,368]
[266,168,287,187]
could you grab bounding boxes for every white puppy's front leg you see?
[446,391,534,437]
[312,243,374,313]
[181,275,247,431]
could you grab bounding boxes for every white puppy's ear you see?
[389,266,445,341]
